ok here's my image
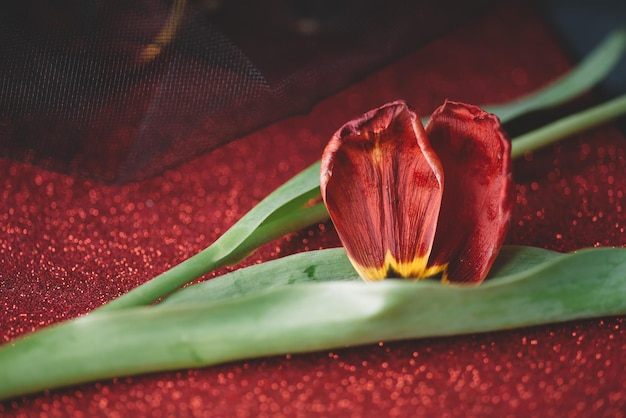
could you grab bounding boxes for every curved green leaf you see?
[483,27,626,123]
[2,246,626,400]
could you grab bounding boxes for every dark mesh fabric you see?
[0,0,492,182]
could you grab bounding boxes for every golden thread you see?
[138,0,187,63]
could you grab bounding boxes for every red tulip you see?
[320,100,513,283]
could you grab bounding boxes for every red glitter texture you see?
[2,2,626,417]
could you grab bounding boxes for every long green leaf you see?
[2,246,626,400]
[483,27,626,122]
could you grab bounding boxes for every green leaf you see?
[486,245,562,277]
[483,27,626,123]
[2,246,626,400]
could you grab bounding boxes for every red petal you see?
[320,100,443,280]
[425,100,514,283]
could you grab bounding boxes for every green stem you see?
[238,202,329,257]
[511,94,626,159]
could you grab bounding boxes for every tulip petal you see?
[321,101,443,281]
[425,101,513,283]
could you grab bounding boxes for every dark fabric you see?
[0,0,491,182]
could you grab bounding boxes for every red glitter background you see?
[1,2,625,417]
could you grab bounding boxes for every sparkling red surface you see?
[2,2,626,417]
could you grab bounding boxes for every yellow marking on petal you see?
[424,263,448,282]
[372,144,383,166]
[370,134,384,168]
[350,251,433,282]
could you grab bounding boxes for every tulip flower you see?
[320,100,514,283]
